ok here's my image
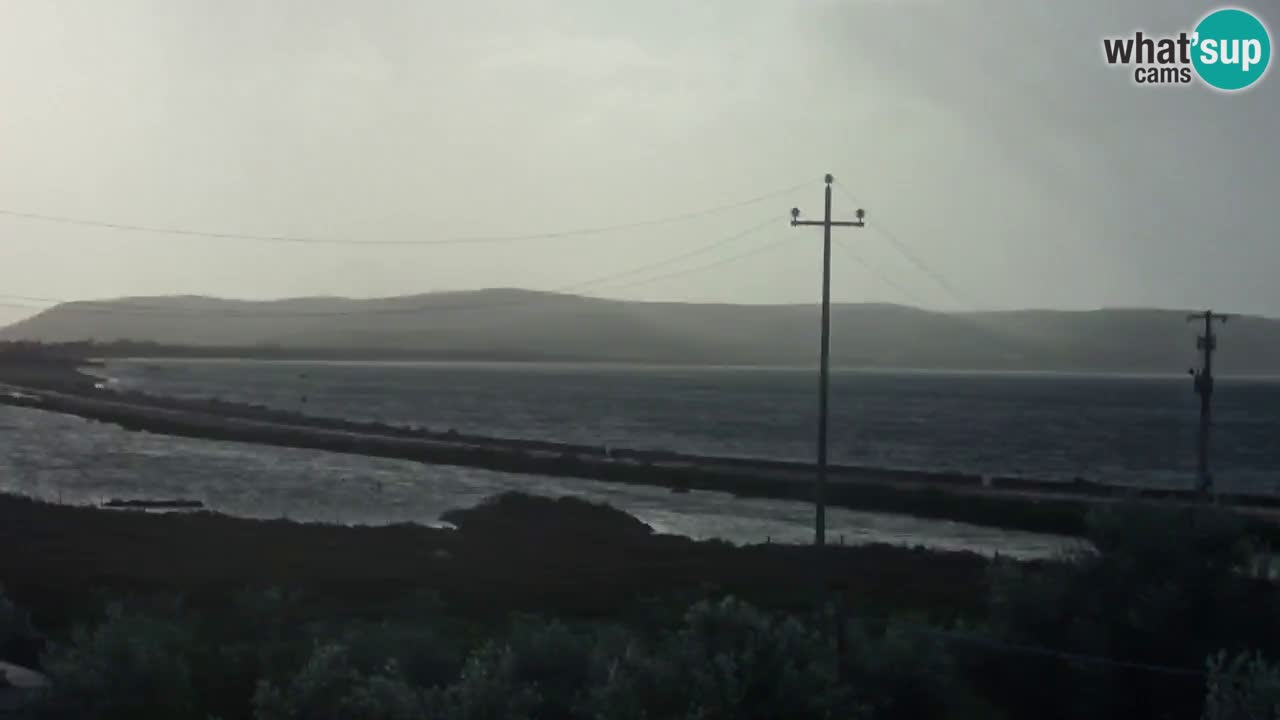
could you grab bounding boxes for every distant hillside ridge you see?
[2,290,1277,374]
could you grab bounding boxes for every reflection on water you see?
[0,406,1078,559]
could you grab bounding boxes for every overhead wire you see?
[831,238,927,307]
[0,181,809,247]
[897,622,1208,678]
[0,217,784,319]
[601,227,792,294]
[0,178,974,316]
[548,216,781,293]
[833,180,972,309]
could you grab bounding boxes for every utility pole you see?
[791,174,865,546]
[1187,310,1230,498]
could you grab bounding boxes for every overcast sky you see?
[1,0,1277,325]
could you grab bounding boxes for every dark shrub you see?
[0,587,43,667]
[980,503,1280,720]
[587,596,864,720]
[440,493,654,546]
[41,604,197,720]
[252,643,427,720]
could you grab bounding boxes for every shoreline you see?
[86,353,1273,379]
[37,335,1280,376]
[4,361,1280,540]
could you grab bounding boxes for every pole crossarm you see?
[793,220,865,228]
[783,219,865,226]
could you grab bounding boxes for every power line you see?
[833,180,971,309]
[602,229,791,293]
[0,182,808,247]
[554,217,780,292]
[831,237,925,307]
[0,217,781,319]
[899,622,1206,678]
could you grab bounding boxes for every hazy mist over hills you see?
[3,290,1276,375]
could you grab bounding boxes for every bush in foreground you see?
[1202,651,1280,720]
[588,597,862,720]
[0,586,43,667]
[14,501,1280,720]
[40,603,196,720]
[980,503,1280,720]
[253,643,428,720]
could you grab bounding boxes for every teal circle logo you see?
[1192,8,1271,91]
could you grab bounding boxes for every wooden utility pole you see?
[791,174,865,546]
[1187,310,1230,498]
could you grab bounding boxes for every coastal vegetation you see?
[1,492,1279,719]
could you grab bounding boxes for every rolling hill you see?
[2,290,1277,374]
